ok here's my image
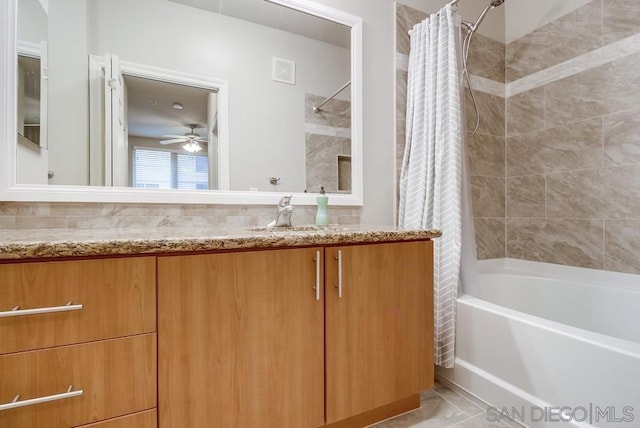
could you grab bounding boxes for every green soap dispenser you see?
[315,187,329,226]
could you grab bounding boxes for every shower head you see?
[463,0,505,34]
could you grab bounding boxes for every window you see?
[132,147,209,189]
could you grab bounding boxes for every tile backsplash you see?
[0,202,361,230]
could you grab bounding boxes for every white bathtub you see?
[436,258,640,428]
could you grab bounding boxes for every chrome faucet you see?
[267,195,294,227]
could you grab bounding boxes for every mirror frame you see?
[0,0,363,206]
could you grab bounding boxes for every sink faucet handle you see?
[278,194,293,207]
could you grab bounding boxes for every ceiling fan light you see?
[183,141,202,153]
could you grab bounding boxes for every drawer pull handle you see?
[313,251,321,301]
[335,250,343,298]
[0,301,83,318]
[0,385,83,411]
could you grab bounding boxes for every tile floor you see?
[372,381,525,428]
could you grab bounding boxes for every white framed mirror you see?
[0,0,363,205]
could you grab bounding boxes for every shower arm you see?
[313,81,352,113]
[443,0,503,11]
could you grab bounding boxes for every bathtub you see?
[436,258,640,428]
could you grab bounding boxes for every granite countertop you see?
[0,225,441,260]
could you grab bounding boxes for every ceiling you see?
[167,0,351,48]
[124,75,214,141]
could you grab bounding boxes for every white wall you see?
[505,0,593,43]
[129,136,197,151]
[17,0,47,44]
[398,0,506,43]
[47,0,90,185]
[304,0,396,225]
[17,136,48,185]
[38,0,49,14]
[89,0,350,194]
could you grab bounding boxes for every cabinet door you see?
[325,241,434,423]
[158,248,325,428]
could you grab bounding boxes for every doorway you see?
[88,56,229,189]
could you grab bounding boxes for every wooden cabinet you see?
[325,242,434,424]
[0,257,158,428]
[159,240,434,428]
[78,409,157,427]
[0,334,157,428]
[1,239,432,428]
[0,257,156,354]
[158,248,325,428]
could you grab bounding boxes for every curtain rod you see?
[408,0,459,36]
[313,81,351,113]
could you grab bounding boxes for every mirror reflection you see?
[126,77,215,190]
[17,55,42,147]
[16,0,352,194]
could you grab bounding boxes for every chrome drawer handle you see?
[335,250,343,298]
[313,251,321,301]
[0,301,83,318]
[0,385,83,411]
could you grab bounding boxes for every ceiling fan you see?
[160,124,208,152]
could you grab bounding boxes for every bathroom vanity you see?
[0,226,439,428]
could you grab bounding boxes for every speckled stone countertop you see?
[0,225,441,260]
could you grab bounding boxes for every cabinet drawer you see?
[77,409,157,427]
[0,334,157,428]
[0,257,156,354]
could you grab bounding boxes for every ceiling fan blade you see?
[160,138,186,145]
[196,137,209,142]
[162,134,186,139]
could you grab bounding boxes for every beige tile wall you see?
[395,3,426,207]
[467,82,506,260]
[505,0,640,273]
[304,94,352,193]
[0,203,361,230]
[395,2,507,260]
[396,0,640,273]
[506,1,603,82]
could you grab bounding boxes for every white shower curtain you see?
[399,4,471,368]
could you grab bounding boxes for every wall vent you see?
[272,57,296,85]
